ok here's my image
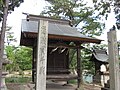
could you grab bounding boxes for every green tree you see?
[92,0,119,15]
[81,43,108,74]
[4,25,32,72]
[41,0,104,37]
[5,46,19,72]
[43,0,106,75]
[92,0,120,29]
[5,26,17,45]
[0,0,24,21]
[47,0,120,29]
[15,46,32,70]
[5,46,32,72]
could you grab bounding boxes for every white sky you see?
[6,0,120,46]
[7,0,49,46]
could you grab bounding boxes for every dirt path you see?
[7,83,102,90]
[82,84,102,90]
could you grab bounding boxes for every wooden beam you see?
[48,35,102,44]
[48,44,84,49]
[21,32,102,44]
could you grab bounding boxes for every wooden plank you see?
[47,74,78,81]
[107,30,120,90]
[48,44,84,49]
[36,20,48,90]
[48,35,101,44]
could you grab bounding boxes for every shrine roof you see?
[90,49,108,63]
[20,15,102,46]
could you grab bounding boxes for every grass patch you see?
[5,77,32,83]
[68,80,77,84]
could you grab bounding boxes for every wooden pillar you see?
[76,44,82,88]
[108,30,120,90]
[32,46,35,83]
[32,40,37,83]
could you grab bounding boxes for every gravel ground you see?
[82,84,102,90]
[6,82,102,90]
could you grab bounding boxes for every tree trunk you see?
[0,0,9,89]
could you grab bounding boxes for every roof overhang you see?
[20,31,102,46]
[90,49,108,63]
[20,14,102,46]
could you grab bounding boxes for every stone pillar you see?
[108,30,120,90]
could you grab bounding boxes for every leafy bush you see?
[5,46,32,72]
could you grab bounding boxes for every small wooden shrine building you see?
[20,14,102,88]
[90,49,108,84]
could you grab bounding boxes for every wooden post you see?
[108,30,120,90]
[32,43,36,83]
[36,20,48,90]
[0,0,9,89]
[76,44,82,88]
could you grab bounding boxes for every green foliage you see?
[15,46,32,70]
[68,79,77,84]
[43,0,108,75]
[81,44,94,74]
[5,46,32,72]
[5,26,17,45]
[0,0,24,21]
[92,0,120,29]
[4,26,32,72]
[92,0,120,15]
[92,0,112,16]
[92,44,108,50]
[81,43,107,74]
[42,0,105,37]
[69,43,108,75]
[5,46,19,72]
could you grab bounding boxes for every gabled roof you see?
[21,19,100,40]
[90,49,108,63]
[20,15,102,46]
